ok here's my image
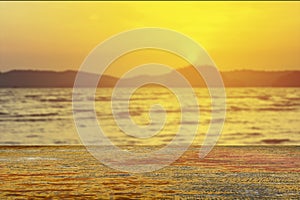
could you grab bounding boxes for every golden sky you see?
[0,1,299,76]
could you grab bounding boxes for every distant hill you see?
[0,70,118,88]
[176,66,300,87]
[222,70,300,87]
[0,68,299,87]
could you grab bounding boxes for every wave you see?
[229,106,297,112]
[0,111,9,116]
[258,107,296,111]
[228,132,262,137]
[229,106,250,112]
[272,102,300,107]
[73,109,94,113]
[116,111,141,117]
[90,96,111,101]
[261,139,290,144]
[0,118,63,122]
[181,121,199,125]
[250,126,261,130]
[40,98,72,102]
[247,132,262,136]
[26,134,40,138]
[287,97,300,101]
[25,95,41,98]
[15,113,58,117]
[257,95,271,100]
[1,141,21,145]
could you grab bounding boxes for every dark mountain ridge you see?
[0,68,299,87]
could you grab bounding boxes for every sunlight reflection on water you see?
[0,87,299,145]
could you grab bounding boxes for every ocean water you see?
[0,87,299,146]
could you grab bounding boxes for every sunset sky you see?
[0,1,299,76]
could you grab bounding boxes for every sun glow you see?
[0,1,299,74]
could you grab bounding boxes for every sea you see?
[0,87,299,146]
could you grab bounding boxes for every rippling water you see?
[0,88,299,145]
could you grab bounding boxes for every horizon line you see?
[1,67,300,75]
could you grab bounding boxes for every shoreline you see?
[1,144,299,147]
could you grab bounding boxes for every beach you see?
[1,146,299,199]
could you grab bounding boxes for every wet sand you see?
[0,146,299,199]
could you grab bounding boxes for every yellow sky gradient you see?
[0,1,299,76]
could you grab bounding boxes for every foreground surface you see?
[1,146,299,199]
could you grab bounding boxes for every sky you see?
[0,1,299,77]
